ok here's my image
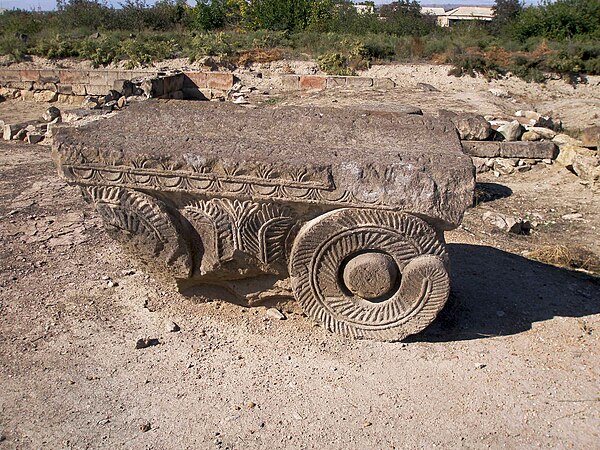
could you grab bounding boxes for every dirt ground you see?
[1,63,599,449]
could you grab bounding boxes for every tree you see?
[492,0,523,32]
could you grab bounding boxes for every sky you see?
[0,0,542,12]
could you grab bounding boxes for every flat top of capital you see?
[56,101,469,169]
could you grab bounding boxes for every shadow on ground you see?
[414,243,600,342]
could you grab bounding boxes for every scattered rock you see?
[452,113,492,141]
[497,120,524,141]
[521,131,541,142]
[246,401,256,409]
[483,211,532,234]
[106,280,118,288]
[562,213,583,220]
[580,126,600,149]
[528,127,556,140]
[556,144,600,183]
[533,115,561,132]
[33,90,58,103]
[140,422,151,432]
[82,96,100,110]
[168,321,180,332]
[42,106,61,122]
[471,156,490,174]
[117,96,127,109]
[416,82,439,92]
[552,133,583,147]
[113,79,135,97]
[474,363,486,369]
[489,88,510,98]
[3,123,23,140]
[266,308,286,320]
[26,132,44,144]
[135,338,160,349]
[363,421,373,427]
[493,158,516,175]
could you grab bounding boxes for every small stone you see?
[27,132,44,144]
[497,120,524,141]
[363,421,373,427]
[529,127,556,140]
[42,106,61,122]
[246,401,256,409]
[475,363,486,369]
[521,131,541,142]
[496,310,505,317]
[0,433,5,442]
[135,338,159,349]
[266,308,286,320]
[168,321,180,332]
[561,213,583,220]
[97,418,110,425]
[117,96,127,109]
[140,422,151,432]
[489,88,510,98]
[517,164,531,172]
[82,96,100,110]
[107,280,118,288]
[416,82,439,92]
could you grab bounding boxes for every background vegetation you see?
[0,0,598,82]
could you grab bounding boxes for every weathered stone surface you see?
[299,75,326,90]
[43,106,61,122]
[53,101,475,341]
[556,144,600,183]
[3,123,24,140]
[33,90,58,103]
[521,131,541,141]
[581,126,600,149]
[440,110,492,141]
[497,120,524,141]
[499,141,558,159]
[461,141,501,158]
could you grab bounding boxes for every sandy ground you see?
[0,63,599,448]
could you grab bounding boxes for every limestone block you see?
[373,77,396,89]
[326,76,346,88]
[556,144,600,182]
[299,75,326,90]
[345,77,373,88]
[462,141,501,158]
[498,120,524,141]
[183,72,207,89]
[499,141,558,159]
[206,72,234,90]
[281,75,300,91]
[581,126,600,149]
[33,90,58,103]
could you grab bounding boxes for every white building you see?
[439,7,494,27]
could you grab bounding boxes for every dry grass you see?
[528,245,600,274]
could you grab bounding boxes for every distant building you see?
[354,3,375,15]
[440,7,494,27]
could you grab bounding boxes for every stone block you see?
[345,77,373,88]
[281,75,300,91]
[373,78,396,89]
[20,90,35,101]
[71,84,88,96]
[19,70,41,82]
[299,75,326,90]
[38,70,60,84]
[88,71,109,86]
[56,84,73,95]
[581,126,600,149]
[85,85,111,96]
[163,74,185,94]
[326,76,346,88]
[443,112,492,141]
[499,141,558,159]
[183,72,207,89]
[59,70,90,85]
[182,87,210,100]
[206,72,234,90]
[141,77,164,98]
[6,81,34,91]
[3,123,24,140]
[33,91,59,103]
[0,69,20,82]
[461,141,501,158]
